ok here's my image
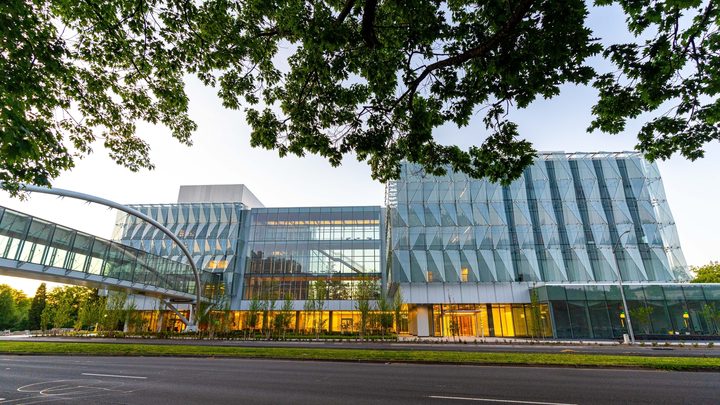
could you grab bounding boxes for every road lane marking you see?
[428,396,576,405]
[81,373,147,379]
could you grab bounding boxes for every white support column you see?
[157,310,165,333]
[416,305,431,337]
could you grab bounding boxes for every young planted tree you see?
[376,292,393,339]
[302,282,317,336]
[197,300,221,339]
[312,280,328,339]
[529,289,544,339]
[392,289,405,336]
[275,293,295,340]
[355,278,377,341]
[101,291,129,332]
[260,281,278,339]
[77,292,107,331]
[449,316,460,339]
[246,295,262,338]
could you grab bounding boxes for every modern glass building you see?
[112,152,720,339]
[241,207,382,302]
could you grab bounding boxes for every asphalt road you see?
[6,336,719,358]
[0,356,717,404]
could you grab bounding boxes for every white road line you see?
[428,395,576,405]
[81,373,147,380]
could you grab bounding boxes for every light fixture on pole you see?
[587,229,638,344]
[612,229,636,345]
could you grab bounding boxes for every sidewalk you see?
[397,335,720,347]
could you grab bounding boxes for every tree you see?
[355,278,377,340]
[28,283,47,330]
[700,303,720,335]
[0,285,18,330]
[259,281,278,339]
[50,292,74,329]
[392,289,405,335]
[529,288,544,339]
[375,292,393,339]
[40,305,52,332]
[11,289,31,330]
[309,279,328,339]
[691,262,720,283]
[0,285,31,331]
[246,295,262,336]
[4,1,718,192]
[198,298,230,339]
[275,294,295,339]
[43,286,95,330]
[327,279,349,300]
[100,291,130,332]
[629,305,654,335]
[302,293,315,334]
[77,291,107,331]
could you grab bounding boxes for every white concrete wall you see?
[177,184,264,207]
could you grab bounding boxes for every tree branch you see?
[683,0,714,55]
[399,0,535,107]
[337,0,356,24]
[361,0,379,48]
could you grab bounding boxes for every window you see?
[461,268,469,282]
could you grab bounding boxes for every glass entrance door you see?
[457,315,474,336]
[443,313,476,336]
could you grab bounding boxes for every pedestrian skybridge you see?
[0,205,197,301]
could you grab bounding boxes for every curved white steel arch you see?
[5,183,202,329]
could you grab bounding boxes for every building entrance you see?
[431,303,551,338]
[434,306,490,337]
[457,314,478,336]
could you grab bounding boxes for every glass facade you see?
[94,151,720,339]
[242,207,382,301]
[387,152,689,284]
[429,304,553,338]
[0,206,195,295]
[537,284,720,339]
[114,203,245,298]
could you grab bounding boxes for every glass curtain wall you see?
[0,206,195,294]
[114,203,245,299]
[387,153,689,284]
[242,207,382,301]
[537,284,720,338]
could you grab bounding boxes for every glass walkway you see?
[0,205,196,300]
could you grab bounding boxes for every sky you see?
[2,4,719,296]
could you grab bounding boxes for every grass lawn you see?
[1,341,718,371]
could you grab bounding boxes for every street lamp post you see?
[613,229,635,345]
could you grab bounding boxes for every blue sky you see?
[2,3,718,295]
